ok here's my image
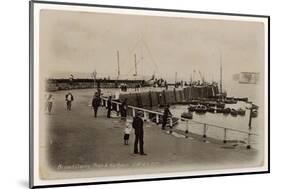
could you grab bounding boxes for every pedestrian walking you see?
[107,96,112,118]
[92,92,101,117]
[162,104,172,130]
[132,111,147,155]
[46,94,54,114]
[65,92,74,111]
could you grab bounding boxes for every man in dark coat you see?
[65,92,74,111]
[107,96,112,118]
[92,93,100,117]
[162,104,172,130]
[132,111,147,155]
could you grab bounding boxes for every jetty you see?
[41,89,262,179]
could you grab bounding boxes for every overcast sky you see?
[40,9,264,82]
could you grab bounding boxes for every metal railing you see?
[101,97,258,149]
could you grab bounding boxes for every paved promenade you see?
[39,89,262,180]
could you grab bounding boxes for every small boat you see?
[224,99,237,104]
[222,108,231,114]
[237,108,246,116]
[252,104,259,110]
[234,97,248,102]
[230,109,238,116]
[207,107,215,113]
[216,102,225,109]
[195,105,207,114]
[181,112,193,120]
[206,101,217,107]
[216,108,224,113]
[188,105,196,112]
[251,109,258,118]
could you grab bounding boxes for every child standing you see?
[123,122,132,145]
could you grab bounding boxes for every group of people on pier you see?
[45,89,175,156]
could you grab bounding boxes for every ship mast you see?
[134,54,137,76]
[220,53,223,94]
[117,50,120,80]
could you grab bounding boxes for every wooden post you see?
[248,107,253,130]
[203,124,207,138]
[156,114,159,124]
[132,108,136,117]
[185,120,189,138]
[247,133,251,149]
[144,111,148,121]
[223,128,227,143]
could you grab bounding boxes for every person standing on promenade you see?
[65,92,74,111]
[46,94,54,114]
[120,98,128,121]
[92,92,101,117]
[107,96,112,118]
[132,111,147,155]
[162,104,172,130]
[123,122,132,145]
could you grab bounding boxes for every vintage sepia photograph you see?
[30,1,269,188]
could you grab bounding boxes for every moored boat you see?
[215,108,223,113]
[222,108,231,114]
[216,102,225,109]
[207,107,215,113]
[181,112,193,120]
[251,109,258,118]
[237,108,246,116]
[188,105,196,112]
[230,109,238,116]
[195,105,207,114]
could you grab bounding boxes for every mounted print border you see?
[29,0,270,188]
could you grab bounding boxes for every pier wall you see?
[46,79,145,92]
[119,86,218,108]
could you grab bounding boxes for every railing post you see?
[132,108,136,117]
[203,124,207,138]
[246,133,251,149]
[185,120,189,138]
[116,104,120,115]
[156,114,159,124]
[144,111,147,121]
[223,128,227,143]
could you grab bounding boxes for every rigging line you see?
[121,36,143,74]
[141,37,160,75]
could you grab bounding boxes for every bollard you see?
[169,119,173,134]
[246,133,251,149]
[156,114,159,124]
[185,120,189,134]
[203,124,207,138]
[185,120,189,138]
[132,108,136,117]
[223,128,227,143]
